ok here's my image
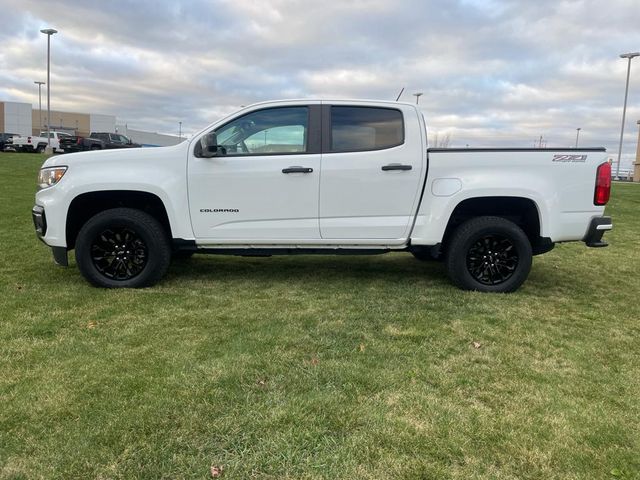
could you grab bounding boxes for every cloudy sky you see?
[1,0,639,166]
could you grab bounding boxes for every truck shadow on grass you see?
[166,253,450,284]
[164,252,599,297]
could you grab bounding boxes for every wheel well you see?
[66,191,171,249]
[442,197,542,250]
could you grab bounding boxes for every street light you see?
[615,52,640,180]
[40,28,58,147]
[413,92,423,105]
[179,121,182,140]
[575,127,581,148]
[34,81,45,133]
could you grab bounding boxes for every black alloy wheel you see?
[466,234,518,285]
[90,227,148,280]
[445,216,532,293]
[75,208,171,288]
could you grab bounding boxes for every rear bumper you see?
[583,216,612,248]
[32,205,68,266]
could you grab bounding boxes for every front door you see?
[188,104,322,241]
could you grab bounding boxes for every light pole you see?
[575,127,581,148]
[615,52,640,180]
[179,121,182,140]
[40,28,58,147]
[34,81,45,133]
[413,92,423,105]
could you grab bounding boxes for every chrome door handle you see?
[282,166,313,174]
[381,164,412,171]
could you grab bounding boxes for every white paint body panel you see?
[319,101,426,240]
[188,153,321,239]
[36,143,192,247]
[35,99,608,252]
[410,150,608,245]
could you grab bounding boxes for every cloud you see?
[0,0,638,166]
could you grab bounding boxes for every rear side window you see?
[330,106,404,152]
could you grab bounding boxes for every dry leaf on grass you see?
[359,343,365,352]
[310,356,319,366]
[210,465,223,477]
[87,321,97,329]
[472,341,482,349]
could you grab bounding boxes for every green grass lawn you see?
[1,152,639,479]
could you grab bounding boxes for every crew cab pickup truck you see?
[32,99,612,292]
[59,132,141,153]
[13,131,71,153]
[89,133,141,150]
[59,134,104,153]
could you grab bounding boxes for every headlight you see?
[37,166,67,189]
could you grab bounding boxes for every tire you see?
[75,208,171,288]
[445,216,532,293]
[36,145,45,153]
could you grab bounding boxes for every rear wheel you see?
[36,145,45,153]
[75,208,171,288]
[445,216,532,293]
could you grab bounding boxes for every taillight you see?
[77,137,82,144]
[27,136,32,143]
[594,161,611,205]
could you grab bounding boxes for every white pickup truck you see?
[14,131,71,153]
[32,99,612,292]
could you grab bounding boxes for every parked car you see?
[88,133,141,150]
[32,99,612,292]
[12,131,71,153]
[59,135,104,153]
[0,132,18,151]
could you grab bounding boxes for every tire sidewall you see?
[448,218,532,293]
[75,209,170,288]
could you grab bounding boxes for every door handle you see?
[381,164,412,171]
[282,166,313,174]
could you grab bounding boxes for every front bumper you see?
[32,205,68,266]
[583,216,612,248]
[32,205,46,238]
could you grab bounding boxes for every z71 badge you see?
[553,154,587,163]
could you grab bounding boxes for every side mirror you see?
[199,132,225,158]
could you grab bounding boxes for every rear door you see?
[319,103,425,240]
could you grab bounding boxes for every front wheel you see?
[445,216,532,293]
[75,208,171,288]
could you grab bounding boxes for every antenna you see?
[395,87,405,101]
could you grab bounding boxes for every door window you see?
[330,106,404,152]
[214,107,308,156]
